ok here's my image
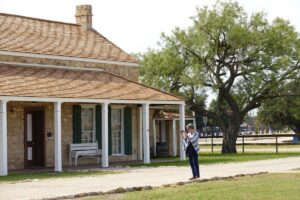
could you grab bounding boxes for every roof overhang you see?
[0,62,184,104]
[0,96,184,105]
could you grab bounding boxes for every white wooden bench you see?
[69,143,101,166]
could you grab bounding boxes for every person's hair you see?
[186,123,194,130]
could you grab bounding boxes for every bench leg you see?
[75,156,78,167]
[69,154,72,166]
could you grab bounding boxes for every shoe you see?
[189,177,195,180]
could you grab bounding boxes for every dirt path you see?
[1,157,300,200]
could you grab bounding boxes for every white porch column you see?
[143,103,150,164]
[54,102,62,172]
[101,102,109,167]
[193,119,197,131]
[0,100,8,176]
[153,119,156,157]
[179,103,186,160]
[172,119,177,157]
[138,107,143,160]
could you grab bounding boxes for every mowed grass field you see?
[131,152,300,167]
[84,172,300,200]
[200,144,300,149]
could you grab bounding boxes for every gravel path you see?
[1,157,300,200]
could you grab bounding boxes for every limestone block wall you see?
[7,102,25,169]
[0,55,139,82]
[7,102,139,170]
[7,102,54,169]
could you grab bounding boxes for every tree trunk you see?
[221,119,241,154]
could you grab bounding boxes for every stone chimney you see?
[75,5,93,30]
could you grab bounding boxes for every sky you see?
[1,0,300,54]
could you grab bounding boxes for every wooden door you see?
[24,109,45,168]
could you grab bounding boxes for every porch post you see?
[142,103,150,164]
[0,100,8,176]
[153,119,156,157]
[138,107,143,160]
[101,102,109,167]
[54,102,62,172]
[179,103,186,160]
[172,119,177,157]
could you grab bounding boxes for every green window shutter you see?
[72,105,81,143]
[96,105,102,149]
[124,107,132,155]
[108,106,112,156]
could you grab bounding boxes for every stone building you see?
[0,5,188,176]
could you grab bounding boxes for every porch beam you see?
[0,100,8,176]
[54,102,62,172]
[172,119,177,157]
[179,104,186,161]
[0,96,184,106]
[101,102,109,167]
[143,103,150,164]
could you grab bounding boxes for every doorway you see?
[24,108,45,168]
[156,120,169,157]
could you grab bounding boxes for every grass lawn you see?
[0,170,118,183]
[131,152,300,167]
[200,144,300,149]
[84,172,300,200]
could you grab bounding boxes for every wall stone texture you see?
[0,55,139,82]
[7,102,139,170]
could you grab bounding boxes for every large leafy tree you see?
[138,39,207,117]
[258,83,300,134]
[139,1,300,153]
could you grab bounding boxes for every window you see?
[81,106,95,143]
[79,105,125,153]
[111,108,124,155]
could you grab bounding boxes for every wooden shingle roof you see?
[0,13,138,64]
[0,64,182,101]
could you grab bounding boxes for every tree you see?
[258,84,300,134]
[139,1,300,153]
[138,40,207,118]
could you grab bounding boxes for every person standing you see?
[182,123,200,180]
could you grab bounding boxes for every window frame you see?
[80,104,96,143]
[111,105,125,156]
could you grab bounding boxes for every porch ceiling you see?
[156,111,194,119]
[0,64,182,102]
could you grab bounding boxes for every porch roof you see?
[0,64,182,102]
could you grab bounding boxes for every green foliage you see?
[138,37,207,109]
[258,85,300,132]
[138,1,300,152]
